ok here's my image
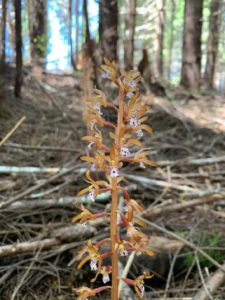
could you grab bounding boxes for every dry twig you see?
[193,262,225,300]
[0,224,95,258]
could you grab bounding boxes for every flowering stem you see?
[110,88,125,300]
[110,177,119,300]
[117,89,125,132]
[75,60,154,300]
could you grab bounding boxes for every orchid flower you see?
[74,286,111,300]
[114,236,131,257]
[71,205,104,225]
[98,57,117,82]
[82,128,104,150]
[81,150,108,171]
[120,69,141,93]
[133,150,156,168]
[76,240,102,272]
[76,170,110,200]
[122,272,153,299]
[126,223,149,245]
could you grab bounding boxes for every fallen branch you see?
[187,156,225,166]
[6,185,137,210]
[0,116,26,147]
[144,193,225,218]
[119,252,136,300]
[193,262,225,300]
[0,165,84,209]
[126,173,223,198]
[9,193,111,210]
[157,155,225,167]
[126,173,198,194]
[137,216,225,274]
[3,142,81,153]
[0,224,95,259]
[0,165,70,174]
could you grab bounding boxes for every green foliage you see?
[33,34,48,56]
[183,231,224,269]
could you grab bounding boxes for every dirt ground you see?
[0,68,225,299]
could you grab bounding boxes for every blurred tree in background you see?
[1,0,225,95]
[27,0,47,65]
[99,0,118,61]
[204,0,221,90]
[124,0,136,69]
[180,0,203,90]
[14,0,22,97]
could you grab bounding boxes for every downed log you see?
[0,224,95,259]
[0,164,83,209]
[144,193,225,218]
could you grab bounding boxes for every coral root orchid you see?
[73,58,155,300]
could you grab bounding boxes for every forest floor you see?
[0,67,225,300]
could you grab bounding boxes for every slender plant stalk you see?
[117,89,125,130]
[111,88,125,300]
[111,177,119,300]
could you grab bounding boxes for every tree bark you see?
[75,0,79,67]
[155,0,165,78]
[124,0,136,69]
[83,0,98,85]
[167,0,176,80]
[14,0,23,98]
[83,0,92,58]
[99,0,118,62]
[204,0,221,90]
[68,0,76,69]
[28,0,47,65]
[0,0,7,107]
[181,0,203,90]
[0,0,7,72]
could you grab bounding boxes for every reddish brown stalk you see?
[103,121,117,129]
[110,88,125,300]
[110,177,119,300]
[117,89,125,131]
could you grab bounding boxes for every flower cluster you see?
[73,58,155,300]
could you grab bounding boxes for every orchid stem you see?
[111,177,119,300]
[110,88,125,300]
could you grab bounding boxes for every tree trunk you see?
[28,0,47,65]
[124,0,136,69]
[68,0,76,69]
[181,0,203,90]
[155,0,165,78]
[204,0,221,90]
[99,0,118,62]
[167,0,176,80]
[0,0,7,108]
[83,0,98,86]
[14,0,23,98]
[0,0,7,72]
[75,0,79,67]
[83,0,91,56]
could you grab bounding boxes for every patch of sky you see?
[5,1,14,62]
[47,0,99,71]
[3,0,98,70]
